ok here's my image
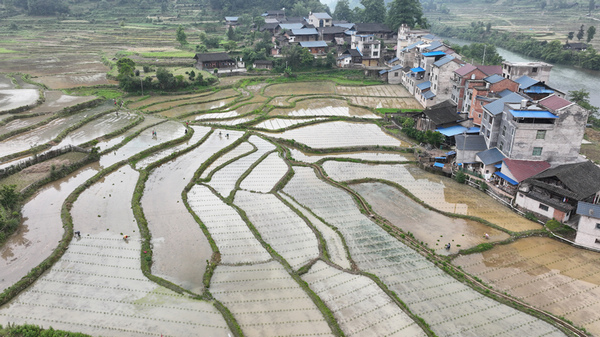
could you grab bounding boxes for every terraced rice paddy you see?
[0,76,589,337]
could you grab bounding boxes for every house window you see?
[536,130,546,139]
[595,238,600,244]
[499,142,504,151]
[478,113,481,119]
[502,125,506,136]
[596,223,600,229]
[519,193,524,197]
[532,147,543,156]
[486,130,491,137]
[394,72,398,77]
[373,51,378,57]
[532,67,538,73]
[539,203,549,211]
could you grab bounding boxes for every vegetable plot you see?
[211,261,335,337]
[234,191,319,270]
[187,184,271,264]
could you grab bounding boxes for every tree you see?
[0,185,19,211]
[205,36,221,49]
[569,89,599,113]
[116,58,135,77]
[227,26,236,41]
[176,25,187,46]
[587,25,596,42]
[27,0,70,15]
[361,0,386,23]
[254,16,265,31]
[334,0,352,22]
[386,0,427,31]
[590,0,596,14]
[577,24,585,41]
[567,31,574,41]
[156,67,175,90]
[223,40,237,52]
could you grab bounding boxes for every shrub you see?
[479,181,488,191]
[525,212,538,222]
[455,170,466,184]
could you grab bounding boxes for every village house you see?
[396,24,430,50]
[317,26,348,42]
[429,55,465,106]
[501,61,552,82]
[464,74,519,125]
[479,91,528,149]
[474,147,505,180]
[350,34,381,66]
[276,23,306,35]
[252,60,273,69]
[493,158,550,191]
[416,81,435,107]
[286,28,319,42]
[454,133,488,170]
[337,49,362,67]
[299,41,327,55]
[224,16,238,27]
[307,12,332,28]
[575,201,600,249]
[194,52,236,71]
[564,42,588,51]
[414,100,467,131]
[262,10,285,20]
[514,75,565,100]
[516,161,600,223]
[450,64,501,112]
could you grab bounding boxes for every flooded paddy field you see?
[52,112,138,148]
[263,82,336,96]
[336,84,412,97]
[454,237,600,336]
[268,98,379,118]
[158,97,237,118]
[348,96,424,109]
[143,89,239,113]
[289,148,409,163]
[252,117,326,130]
[262,121,404,149]
[28,91,97,114]
[0,89,39,112]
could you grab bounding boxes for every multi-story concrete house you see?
[450,64,490,110]
[487,95,588,164]
[350,34,381,66]
[464,74,519,125]
[480,91,528,149]
[307,12,332,28]
[429,55,464,104]
[501,61,552,82]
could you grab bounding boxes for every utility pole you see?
[482,44,486,65]
[140,76,143,96]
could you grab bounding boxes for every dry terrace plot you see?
[263,82,336,97]
[348,96,423,110]
[0,89,39,112]
[261,121,404,149]
[207,136,276,198]
[284,167,568,337]
[158,97,237,118]
[141,129,243,292]
[268,98,380,119]
[303,260,427,337]
[351,182,510,253]
[279,193,352,270]
[211,261,335,337]
[187,184,271,264]
[253,118,327,130]
[239,152,288,193]
[289,149,409,163]
[454,236,600,337]
[322,162,540,232]
[234,191,320,270]
[0,166,231,337]
[336,85,412,97]
[269,96,292,106]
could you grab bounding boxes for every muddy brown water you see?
[351,182,510,253]
[0,163,100,292]
[454,236,600,336]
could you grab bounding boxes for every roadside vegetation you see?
[0,185,20,246]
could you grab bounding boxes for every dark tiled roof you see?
[455,134,487,151]
[353,23,392,33]
[476,147,505,165]
[525,161,600,200]
[194,52,233,62]
[318,26,348,34]
[477,65,502,76]
[422,100,461,125]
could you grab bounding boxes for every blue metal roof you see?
[416,81,431,90]
[467,127,480,133]
[483,92,527,116]
[476,147,505,165]
[577,201,600,219]
[422,51,446,57]
[515,75,539,90]
[389,64,403,72]
[494,171,518,185]
[436,125,468,136]
[524,86,554,94]
[495,163,502,168]
[299,41,328,48]
[389,57,399,63]
[510,110,559,119]
[379,69,388,75]
[411,67,425,72]
[446,151,456,155]
[291,28,318,35]
[485,74,504,84]
[433,55,455,67]
[433,162,445,168]
[423,91,436,99]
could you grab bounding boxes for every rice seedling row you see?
[0,165,99,292]
[302,260,427,337]
[261,121,403,149]
[322,162,540,232]
[210,261,335,337]
[143,89,239,112]
[207,135,276,198]
[234,191,319,270]
[99,120,184,168]
[135,125,211,169]
[279,193,352,270]
[203,116,257,126]
[187,184,271,264]
[158,97,236,118]
[283,167,567,337]
[253,118,326,130]
[201,141,254,179]
[142,130,245,291]
[239,152,288,193]
[127,92,212,110]
[289,149,408,163]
